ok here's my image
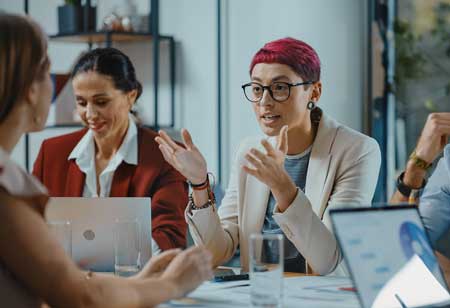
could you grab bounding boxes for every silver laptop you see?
[330,205,450,308]
[45,197,152,272]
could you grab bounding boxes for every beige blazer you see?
[186,114,381,275]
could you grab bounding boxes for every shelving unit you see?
[50,31,172,44]
[23,0,177,171]
[48,30,176,129]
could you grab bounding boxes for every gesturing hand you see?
[134,249,181,279]
[415,113,450,163]
[160,246,213,298]
[242,125,288,186]
[242,126,297,212]
[155,129,207,184]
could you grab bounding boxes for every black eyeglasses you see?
[241,81,314,103]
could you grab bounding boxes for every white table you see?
[158,276,360,308]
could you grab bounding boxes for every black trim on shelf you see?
[169,37,176,128]
[366,0,374,136]
[49,31,173,40]
[25,133,30,172]
[217,0,222,184]
[152,0,160,131]
[24,0,29,171]
[105,31,112,48]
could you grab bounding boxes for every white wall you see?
[220,0,367,185]
[159,0,218,177]
[1,0,367,188]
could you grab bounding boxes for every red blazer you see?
[33,126,188,250]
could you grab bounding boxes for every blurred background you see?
[0,0,449,202]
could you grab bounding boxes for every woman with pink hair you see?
[156,37,381,275]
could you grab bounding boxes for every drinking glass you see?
[249,233,284,308]
[113,219,141,277]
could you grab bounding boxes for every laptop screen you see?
[330,206,448,308]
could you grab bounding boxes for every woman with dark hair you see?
[33,47,188,252]
[156,37,381,275]
[0,13,212,307]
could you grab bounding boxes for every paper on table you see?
[157,276,359,308]
[283,276,360,308]
[372,254,450,308]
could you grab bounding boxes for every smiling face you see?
[250,63,317,137]
[72,71,134,141]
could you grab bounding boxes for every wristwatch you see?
[409,151,432,170]
[396,171,426,198]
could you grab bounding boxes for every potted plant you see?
[58,0,96,34]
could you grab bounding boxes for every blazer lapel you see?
[242,174,270,234]
[305,114,337,218]
[110,162,136,197]
[240,172,270,271]
[305,151,332,218]
[64,160,85,196]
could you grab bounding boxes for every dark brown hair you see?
[71,47,142,101]
[0,13,49,122]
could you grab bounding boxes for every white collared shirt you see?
[68,115,138,197]
[68,115,161,254]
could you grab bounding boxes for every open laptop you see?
[330,205,450,308]
[45,197,152,272]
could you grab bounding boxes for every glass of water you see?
[48,221,72,257]
[114,219,141,277]
[249,233,284,308]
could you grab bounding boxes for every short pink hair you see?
[249,37,321,82]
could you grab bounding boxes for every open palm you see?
[155,129,207,184]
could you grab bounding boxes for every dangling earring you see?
[307,101,316,110]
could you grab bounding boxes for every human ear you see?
[22,81,44,127]
[127,89,138,109]
[310,81,322,103]
[24,81,39,109]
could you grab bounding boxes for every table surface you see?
[157,271,360,308]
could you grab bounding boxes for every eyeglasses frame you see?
[241,80,315,103]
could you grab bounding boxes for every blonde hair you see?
[0,13,49,122]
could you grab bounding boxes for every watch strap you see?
[396,171,427,198]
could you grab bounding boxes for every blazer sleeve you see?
[185,142,245,267]
[273,137,381,275]
[150,162,189,250]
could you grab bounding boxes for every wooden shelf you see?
[49,31,173,44]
